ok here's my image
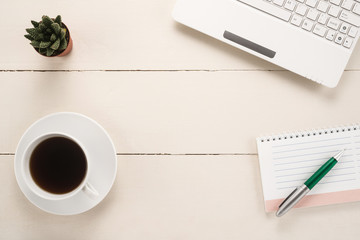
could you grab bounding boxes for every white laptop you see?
[173,0,360,88]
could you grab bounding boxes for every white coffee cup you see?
[21,133,99,201]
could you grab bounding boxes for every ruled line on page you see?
[273,150,341,160]
[276,178,357,190]
[274,157,353,166]
[274,164,323,172]
[272,143,350,154]
[273,151,360,164]
[276,173,357,184]
[275,172,315,178]
[274,164,355,175]
[275,167,356,178]
[272,136,351,148]
[275,165,354,172]
[318,179,356,185]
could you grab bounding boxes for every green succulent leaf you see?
[39,41,51,48]
[44,35,51,42]
[24,34,34,41]
[46,28,52,34]
[50,38,60,50]
[54,15,61,25]
[50,33,57,42]
[60,28,66,40]
[59,39,68,51]
[46,48,55,56]
[42,15,53,27]
[31,20,39,28]
[34,33,44,41]
[26,28,37,37]
[30,40,40,48]
[51,23,61,35]
[38,23,46,32]
[39,48,47,55]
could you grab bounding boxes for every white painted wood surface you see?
[1,71,360,154]
[1,155,360,240]
[1,0,360,239]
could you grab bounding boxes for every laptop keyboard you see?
[236,0,360,49]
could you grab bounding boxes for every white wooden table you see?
[1,0,360,239]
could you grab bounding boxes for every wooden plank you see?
[1,155,360,239]
[1,71,360,154]
[1,0,360,70]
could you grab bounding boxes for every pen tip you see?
[334,149,345,161]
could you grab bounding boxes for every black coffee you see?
[29,137,87,194]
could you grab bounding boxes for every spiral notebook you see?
[256,124,360,212]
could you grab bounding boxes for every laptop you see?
[172,0,360,88]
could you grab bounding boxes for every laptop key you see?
[343,37,354,48]
[328,5,341,17]
[291,14,303,26]
[330,0,342,5]
[326,29,336,40]
[307,8,319,20]
[348,26,358,37]
[274,0,285,6]
[302,19,314,31]
[305,0,318,8]
[341,0,355,11]
[318,13,329,24]
[296,4,308,15]
[353,3,360,15]
[327,17,341,30]
[284,0,297,11]
[339,11,360,27]
[317,1,329,12]
[313,24,327,36]
[334,33,345,44]
[339,22,350,33]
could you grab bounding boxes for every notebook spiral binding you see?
[257,123,360,143]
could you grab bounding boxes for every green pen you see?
[276,149,345,217]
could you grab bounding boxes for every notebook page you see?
[257,126,360,202]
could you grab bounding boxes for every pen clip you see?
[278,187,299,209]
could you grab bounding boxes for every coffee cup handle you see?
[82,182,99,199]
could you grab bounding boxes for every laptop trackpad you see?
[223,31,276,58]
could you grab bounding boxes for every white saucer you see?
[14,112,117,215]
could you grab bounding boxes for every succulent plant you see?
[24,15,69,57]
